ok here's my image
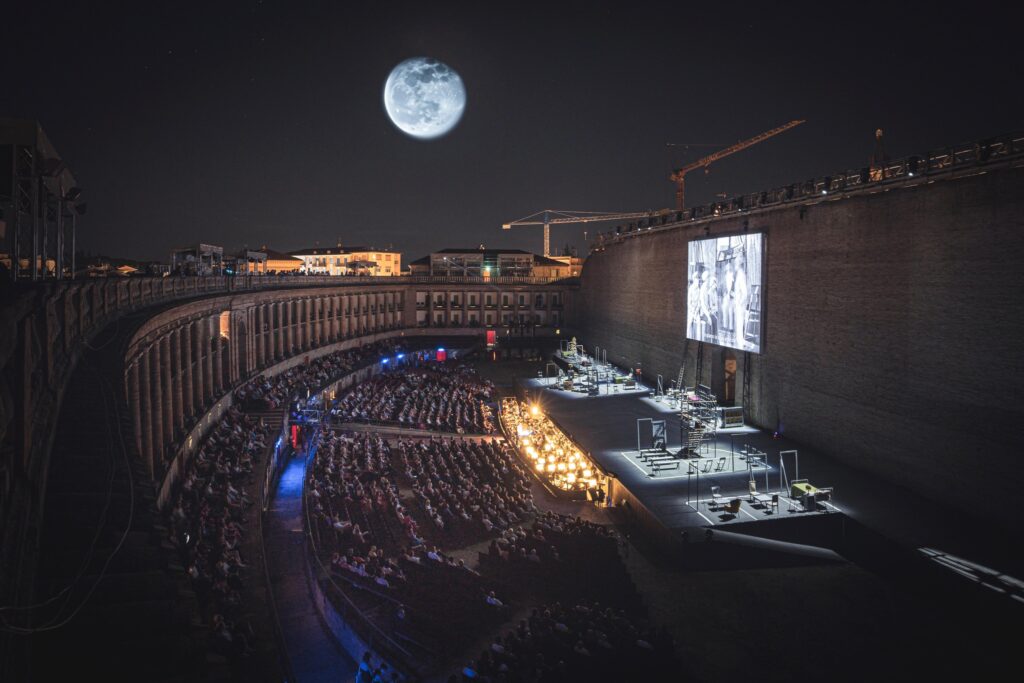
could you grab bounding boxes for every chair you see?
[709,486,723,509]
[724,499,741,515]
[715,457,726,472]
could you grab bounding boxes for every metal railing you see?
[594,130,1024,249]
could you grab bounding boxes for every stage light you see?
[397,353,405,359]
[382,358,389,364]
[567,473,576,483]
[530,405,540,416]
[583,469,592,478]
[536,463,544,471]
[547,464,556,472]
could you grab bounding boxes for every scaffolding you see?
[680,384,718,456]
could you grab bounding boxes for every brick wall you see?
[578,166,1024,523]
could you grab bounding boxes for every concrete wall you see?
[578,166,1024,524]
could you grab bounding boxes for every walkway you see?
[333,422,501,440]
[265,449,357,682]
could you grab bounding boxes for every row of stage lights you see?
[501,398,600,492]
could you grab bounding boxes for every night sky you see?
[5,1,1020,263]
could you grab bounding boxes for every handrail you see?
[15,273,578,290]
[593,129,1024,250]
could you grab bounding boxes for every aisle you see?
[265,449,358,682]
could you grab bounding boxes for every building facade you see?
[258,247,303,273]
[289,245,401,276]
[409,247,579,279]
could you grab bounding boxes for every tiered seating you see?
[478,511,642,611]
[331,364,497,433]
[234,340,404,411]
[307,367,535,665]
[463,600,676,681]
[306,368,673,677]
[398,437,534,545]
[166,406,267,660]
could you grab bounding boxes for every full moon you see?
[383,57,466,139]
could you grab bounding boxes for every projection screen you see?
[686,233,764,353]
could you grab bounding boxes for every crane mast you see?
[669,120,805,210]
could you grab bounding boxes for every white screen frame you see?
[686,232,765,353]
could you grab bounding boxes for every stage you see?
[519,377,837,531]
[526,373,654,398]
[515,372,1024,586]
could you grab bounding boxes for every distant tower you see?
[869,128,889,181]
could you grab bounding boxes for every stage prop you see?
[552,339,643,395]
[635,418,679,476]
[678,384,719,456]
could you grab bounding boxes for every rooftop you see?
[288,245,398,256]
[257,247,302,262]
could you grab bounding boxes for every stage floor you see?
[517,376,1023,578]
[527,373,653,397]
[520,377,832,530]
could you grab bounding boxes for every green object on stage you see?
[791,481,818,498]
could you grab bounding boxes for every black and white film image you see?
[686,234,764,353]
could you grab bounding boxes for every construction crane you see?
[502,209,660,257]
[669,120,805,210]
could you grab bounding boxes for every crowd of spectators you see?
[484,512,614,566]
[331,365,496,433]
[309,431,413,572]
[478,510,642,614]
[234,340,404,411]
[309,430,536,567]
[398,437,534,540]
[166,406,269,659]
[300,363,673,678]
[454,600,675,682]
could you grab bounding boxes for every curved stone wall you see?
[578,165,1024,525]
[0,274,575,676]
[123,286,406,483]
